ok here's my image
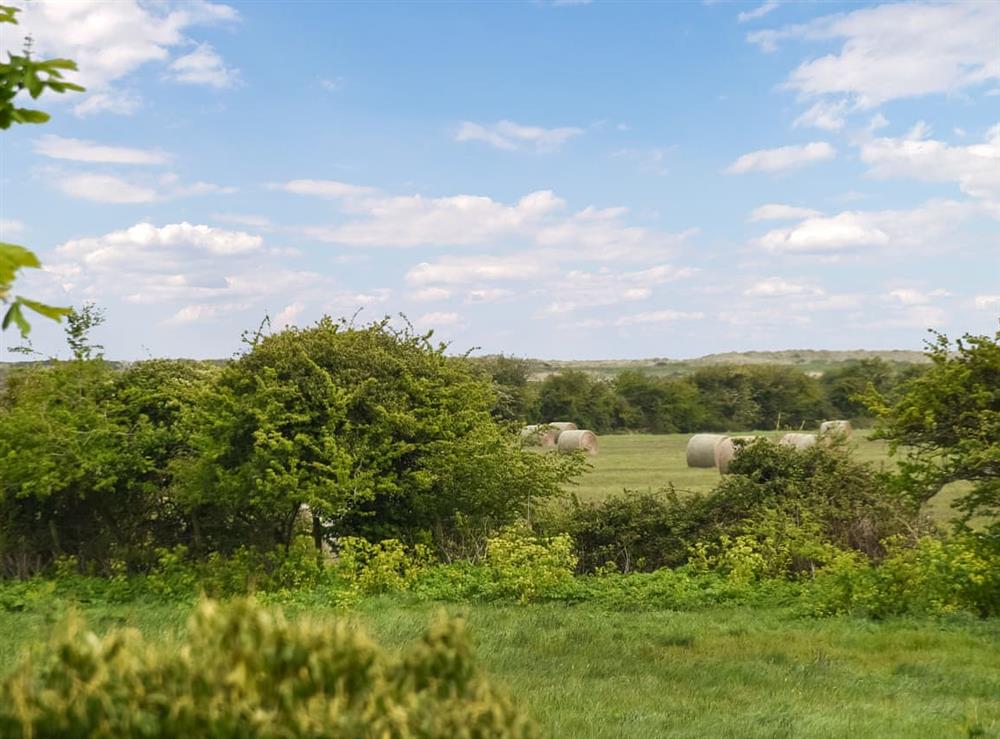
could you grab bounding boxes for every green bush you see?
[0,598,540,738]
[485,525,577,603]
[807,534,1000,618]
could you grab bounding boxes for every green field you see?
[568,432,967,524]
[1,599,998,738]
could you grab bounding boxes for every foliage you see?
[484,525,576,603]
[0,598,540,738]
[807,534,1000,618]
[535,370,623,431]
[0,4,83,335]
[547,490,707,573]
[0,359,217,574]
[173,316,580,554]
[335,537,432,596]
[64,301,105,360]
[471,354,536,422]
[868,328,1000,532]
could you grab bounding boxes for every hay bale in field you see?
[557,429,599,455]
[520,424,560,448]
[780,432,817,450]
[686,433,728,468]
[819,420,853,438]
[548,421,578,432]
[715,435,759,474]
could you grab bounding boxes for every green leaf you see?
[11,108,49,124]
[0,243,42,286]
[18,296,71,322]
[2,302,30,336]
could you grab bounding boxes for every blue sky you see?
[2,0,998,360]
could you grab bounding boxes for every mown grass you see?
[1,598,998,738]
[569,432,969,524]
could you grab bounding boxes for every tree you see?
[173,317,582,553]
[0,4,83,335]
[64,302,105,360]
[867,328,1000,531]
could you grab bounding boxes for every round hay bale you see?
[819,420,853,438]
[715,435,759,474]
[686,434,728,468]
[548,421,578,432]
[520,424,560,448]
[780,432,817,450]
[557,429,599,455]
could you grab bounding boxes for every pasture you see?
[1,599,998,738]
[568,432,968,524]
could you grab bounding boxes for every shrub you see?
[335,537,432,595]
[0,599,540,738]
[550,490,707,573]
[485,524,577,603]
[807,534,1000,618]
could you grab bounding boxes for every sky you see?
[1,0,998,361]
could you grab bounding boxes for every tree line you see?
[476,355,925,433]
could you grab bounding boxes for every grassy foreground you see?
[570,432,968,523]
[1,599,998,738]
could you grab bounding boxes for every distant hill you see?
[520,349,930,380]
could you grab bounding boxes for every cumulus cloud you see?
[0,219,25,238]
[406,256,542,285]
[416,311,463,327]
[34,135,170,165]
[454,120,584,152]
[167,43,240,88]
[410,287,452,302]
[861,123,1000,204]
[12,0,240,113]
[883,288,950,306]
[725,142,835,174]
[748,2,1000,107]
[41,222,335,330]
[793,100,848,131]
[614,310,704,326]
[752,200,978,255]
[543,264,697,315]
[748,204,823,221]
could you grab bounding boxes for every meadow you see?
[1,598,998,738]
[568,432,968,525]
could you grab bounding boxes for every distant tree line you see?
[474,356,926,433]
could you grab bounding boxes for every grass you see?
[1,598,998,738]
[568,432,969,523]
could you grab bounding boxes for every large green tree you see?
[0,4,82,335]
[868,328,1000,531]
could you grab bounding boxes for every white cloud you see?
[744,277,820,297]
[466,288,513,303]
[861,123,1000,204]
[543,264,697,314]
[753,200,978,255]
[73,90,142,117]
[268,179,376,198]
[974,294,1000,310]
[615,310,704,326]
[748,204,823,221]
[318,76,344,92]
[0,219,25,238]
[610,147,673,175]
[793,100,847,132]
[34,135,169,165]
[883,288,950,306]
[52,172,235,203]
[13,0,240,112]
[455,120,584,152]
[725,142,835,174]
[417,312,463,327]
[272,301,305,329]
[55,174,159,204]
[410,287,452,302]
[44,222,332,327]
[406,256,542,285]
[749,2,1000,107]
[167,43,240,88]
[738,0,779,23]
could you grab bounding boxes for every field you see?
[568,432,968,524]
[1,599,998,738]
